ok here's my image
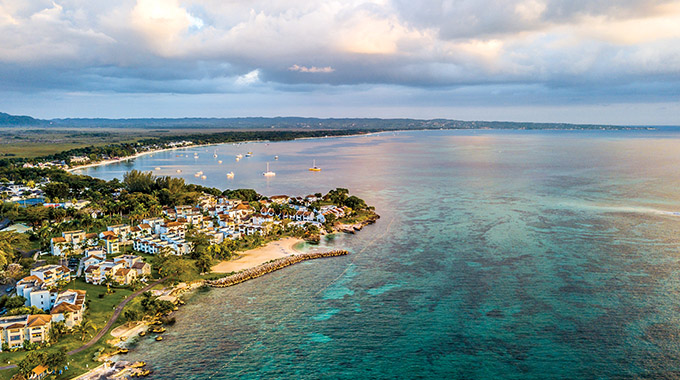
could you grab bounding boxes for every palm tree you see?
[149,204,162,218]
[73,319,97,341]
[49,321,67,343]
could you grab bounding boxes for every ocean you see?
[83,129,680,379]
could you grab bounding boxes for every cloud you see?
[0,0,678,122]
[289,65,335,73]
[235,70,261,86]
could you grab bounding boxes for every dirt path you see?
[68,277,166,355]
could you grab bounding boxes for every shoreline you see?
[211,237,304,273]
[66,143,216,173]
[65,129,420,174]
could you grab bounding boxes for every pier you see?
[208,250,349,287]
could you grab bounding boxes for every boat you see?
[176,169,182,173]
[154,167,161,170]
[226,172,234,178]
[201,175,207,179]
[218,160,222,164]
[155,336,163,341]
[131,362,146,368]
[118,348,129,354]
[151,327,166,333]
[235,157,240,162]
[263,162,275,177]
[274,156,279,160]
[213,150,218,158]
[245,152,253,157]
[139,331,146,337]
[236,154,243,159]
[194,173,200,177]
[309,160,321,171]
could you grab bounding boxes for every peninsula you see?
[0,159,378,379]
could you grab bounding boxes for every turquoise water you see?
[86,130,680,379]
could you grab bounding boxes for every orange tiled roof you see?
[51,302,80,314]
[27,314,51,327]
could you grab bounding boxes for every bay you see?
[84,129,680,379]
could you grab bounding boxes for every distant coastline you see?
[65,126,654,174]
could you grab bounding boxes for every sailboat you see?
[263,162,276,177]
[213,150,218,158]
[309,160,321,172]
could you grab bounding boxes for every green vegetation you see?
[0,127,378,379]
[0,231,29,268]
[16,350,66,376]
[0,111,638,162]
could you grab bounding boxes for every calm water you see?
[84,130,680,379]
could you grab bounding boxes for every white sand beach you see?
[211,237,304,273]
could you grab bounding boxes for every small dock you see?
[207,250,349,288]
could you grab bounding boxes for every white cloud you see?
[0,0,678,120]
[235,69,260,86]
[289,65,335,73]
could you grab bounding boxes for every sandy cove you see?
[211,237,304,273]
[65,143,215,173]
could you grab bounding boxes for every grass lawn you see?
[0,279,133,379]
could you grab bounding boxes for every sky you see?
[1,0,679,125]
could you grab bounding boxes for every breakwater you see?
[207,250,349,288]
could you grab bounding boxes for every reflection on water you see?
[89,129,680,379]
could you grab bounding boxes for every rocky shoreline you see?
[207,250,349,288]
[335,213,380,234]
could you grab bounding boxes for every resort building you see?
[103,234,120,254]
[113,254,142,268]
[107,224,131,241]
[131,261,152,277]
[0,314,52,350]
[113,268,136,285]
[30,265,71,287]
[30,365,49,380]
[62,230,86,246]
[15,276,55,310]
[270,195,290,204]
[142,218,165,229]
[84,260,124,285]
[50,237,67,256]
[83,247,106,260]
[50,289,86,328]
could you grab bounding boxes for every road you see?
[0,277,167,372]
[68,277,166,355]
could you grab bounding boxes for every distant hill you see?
[0,111,636,130]
[0,112,44,126]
